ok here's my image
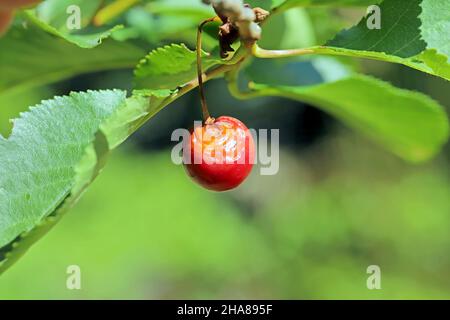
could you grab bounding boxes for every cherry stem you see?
[197,17,219,123]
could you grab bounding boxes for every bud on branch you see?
[202,0,269,58]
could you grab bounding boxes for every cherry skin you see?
[184,116,255,192]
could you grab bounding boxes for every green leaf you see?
[114,3,218,48]
[147,0,214,19]
[0,41,227,272]
[0,39,232,272]
[419,0,450,75]
[0,90,127,250]
[327,0,426,58]
[301,46,450,81]
[35,0,103,32]
[0,89,173,274]
[420,0,450,59]
[251,75,449,162]
[245,57,351,86]
[0,88,54,137]
[271,0,381,10]
[279,0,450,81]
[259,8,317,50]
[25,10,121,49]
[418,50,450,81]
[0,22,144,97]
[134,43,223,90]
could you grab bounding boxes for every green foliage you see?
[0,148,448,299]
[245,57,351,86]
[24,11,121,49]
[35,0,103,32]
[420,0,450,59]
[134,44,223,90]
[0,0,449,276]
[0,90,166,273]
[418,0,450,79]
[147,0,214,19]
[318,0,450,81]
[0,152,274,298]
[0,17,144,98]
[0,88,53,137]
[271,0,381,10]
[258,8,317,49]
[328,0,425,58]
[0,91,124,269]
[113,0,217,47]
[252,75,449,162]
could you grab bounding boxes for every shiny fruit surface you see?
[184,116,255,192]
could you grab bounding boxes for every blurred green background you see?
[0,0,449,299]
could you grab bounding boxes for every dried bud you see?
[214,0,244,19]
[253,7,269,23]
[238,7,256,22]
[248,22,262,39]
[207,0,267,57]
[235,21,261,41]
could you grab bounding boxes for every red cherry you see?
[184,116,255,192]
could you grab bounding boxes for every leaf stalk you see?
[197,17,220,122]
[251,44,316,58]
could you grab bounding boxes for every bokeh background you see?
[0,0,449,299]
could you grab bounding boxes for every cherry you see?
[184,116,255,192]
[186,18,255,191]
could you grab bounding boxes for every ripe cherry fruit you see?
[184,116,255,192]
